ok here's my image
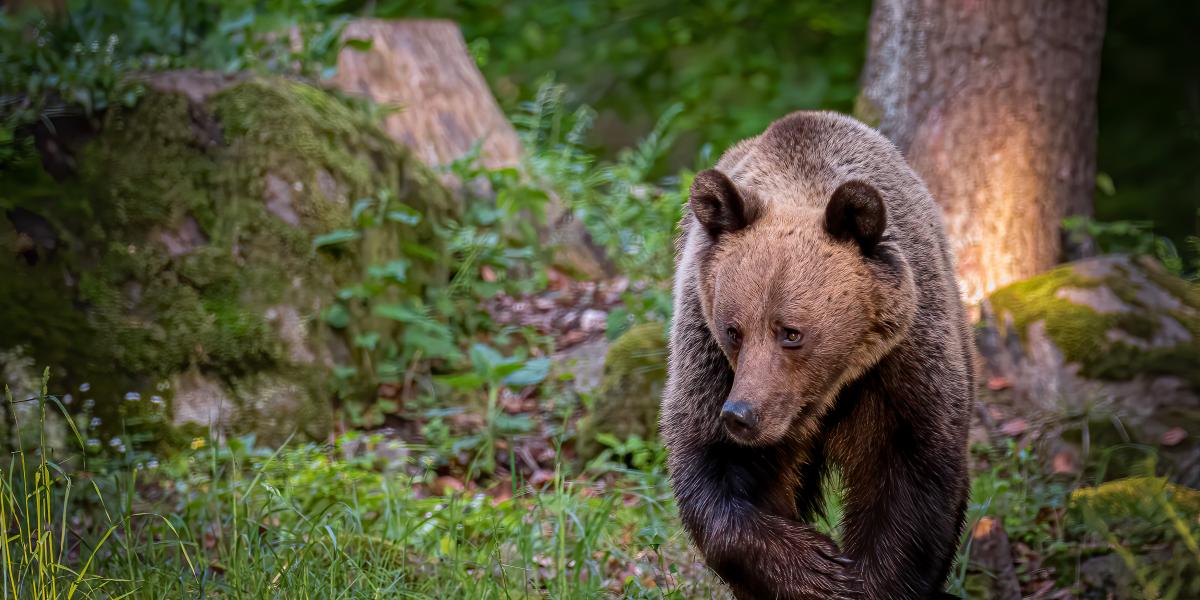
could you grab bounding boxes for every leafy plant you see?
[436,343,549,475]
[1063,215,1200,279]
[514,81,687,326]
[1,372,728,599]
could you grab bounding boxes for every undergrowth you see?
[7,373,1200,599]
[2,374,727,599]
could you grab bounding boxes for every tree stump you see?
[330,19,612,278]
[332,19,522,171]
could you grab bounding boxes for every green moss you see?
[989,260,1200,390]
[1070,476,1200,527]
[989,264,1106,363]
[0,75,452,442]
[576,322,668,459]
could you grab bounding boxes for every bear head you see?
[689,168,917,446]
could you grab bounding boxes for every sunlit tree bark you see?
[858,0,1106,303]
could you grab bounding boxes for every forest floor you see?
[9,275,1197,599]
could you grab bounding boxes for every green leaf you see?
[322,304,350,328]
[373,302,426,323]
[402,328,461,362]
[436,372,485,390]
[491,361,525,379]
[493,413,534,433]
[344,38,373,52]
[367,259,408,283]
[351,198,374,223]
[596,432,622,449]
[312,229,361,248]
[503,358,550,387]
[386,204,422,226]
[469,343,505,373]
[353,332,380,349]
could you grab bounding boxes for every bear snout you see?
[720,400,759,440]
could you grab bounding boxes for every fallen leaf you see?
[528,469,555,489]
[973,516,998,538]
[434,475,464,494]
[1161,427,1187,446]
[987,376,1011,391]
[1052,451,1076,474]
[999,418,1027,437]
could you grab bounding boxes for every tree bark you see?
[332,19,522,172]
[858,0,1106,304]
[331,19,612,278]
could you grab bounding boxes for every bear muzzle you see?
[720,399,759,441]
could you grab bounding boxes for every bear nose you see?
[721,400,758,437]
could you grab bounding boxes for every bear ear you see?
[689,169,760,239]
[825,180,886,253]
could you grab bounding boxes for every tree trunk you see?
[332,19,522,172]
[858,0,1106,304]
[331,19,612,278]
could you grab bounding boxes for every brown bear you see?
[661,111,973,600]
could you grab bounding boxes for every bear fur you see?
[662,111,974,600]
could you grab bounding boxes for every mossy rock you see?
[1070,476,1200,524]
[576,322,668,460]
[1068,477,1200,596]
[986,255,1200,389]
[979,255,1200,483]
[0,72,455,445]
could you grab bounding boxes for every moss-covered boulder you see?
[0,72,454,445]
[1068,477,1200,596]
[576,322,668,460]
[979,255,1200,482]
[1070,476,1200,523]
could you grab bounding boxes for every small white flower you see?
[150,395,164,405]
[79,383,91,392]
[109,437,122,447]
[86,438,100,448]
[147,459,159,469]
[124,392,141,401]
[89,417,102,428]
[63,394,73,405]
[83,398,95,410]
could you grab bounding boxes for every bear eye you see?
[725,326,740,345]
[780,328,805,348]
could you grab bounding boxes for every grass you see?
[5,375,1200,599]
[1,380,727,599]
